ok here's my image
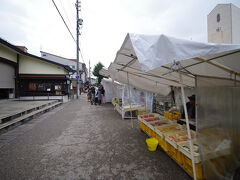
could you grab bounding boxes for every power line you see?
[51,0,85,64]
[59,0,75,34]
[51,0,76,42]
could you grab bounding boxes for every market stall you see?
[121,85,153,119]
[108,33,240,180]
[100,66,154,120]
[101,78,121,103]
[112,84,153,120]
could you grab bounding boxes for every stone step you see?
[0,102,62,134]
[0,100,58,124]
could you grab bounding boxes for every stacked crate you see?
[138,113,204,180]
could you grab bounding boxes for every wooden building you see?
[0,38,73,99]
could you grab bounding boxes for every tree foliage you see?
[92,62,104,84]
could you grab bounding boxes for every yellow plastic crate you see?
[164,111,181,120]
[166,141,178,161]
[141,122,160,137]
[182,155,204,180]
[140,122,146,131]
[155,133,168,152]
[141,122,152,137]
[140,122,149,135]
[176,150,184,166]
[140,122,157,138]
[145,126,152,137]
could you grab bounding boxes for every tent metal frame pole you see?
[195,76,198,131]
[182,50,240,76]
[120,58,137,71]
[127,72,134,128]
[161,66,195,79]
[116,63,189,86]
[234,73,237,86]
[193,74,240,83]
[193,57,240,77]
[117,68,192,87]
[179,72,197,180]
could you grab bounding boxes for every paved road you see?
[0,95,191,180]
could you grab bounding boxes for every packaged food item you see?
[145,118,156,122]
[181,143,200,155]
[167,130,195,143]
[151,121,169,127]
[140,114,156,119]
[157,124,182,134]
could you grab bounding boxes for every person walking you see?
[98,86,102,105]
[87,86,92,102]
[94,86,98,105]
[90,86,95,105]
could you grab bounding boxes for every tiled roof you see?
[0,38,74,72]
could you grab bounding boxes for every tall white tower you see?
[207,4,240,44]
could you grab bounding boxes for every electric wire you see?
[51,0,76,42]
[51,0,85,63]
[59,0,75,34]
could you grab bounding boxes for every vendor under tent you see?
[108,33,240,180]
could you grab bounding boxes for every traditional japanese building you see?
[0,38,73,99]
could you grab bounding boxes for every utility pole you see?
[76,0,82,99]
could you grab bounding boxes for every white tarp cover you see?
[109,33,240,95]
[101,78,122,102]
[99,68,110,77]
[129,33,240,72]
[122,84,153,112]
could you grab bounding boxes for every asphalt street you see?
[0,95,191,180]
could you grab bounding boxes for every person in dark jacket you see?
[186,95,195,119]
[90,86,95,105]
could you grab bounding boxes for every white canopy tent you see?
[99,67,110,78]
[108,33,240,180]
[101,78,122,103]
[109,33,240,94]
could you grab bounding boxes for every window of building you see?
[29,83,37,91]
[217,13,220,23]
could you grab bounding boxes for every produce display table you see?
[113,102,150,119]
[138,113,231,180]
[178,119,196,130]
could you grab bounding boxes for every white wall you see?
[19,55,68,74]
[232,4,240,44]
[208,4,232,43]
[41,52,83,71]
[0,44,17,63]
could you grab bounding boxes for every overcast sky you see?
[0,0,240,70]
